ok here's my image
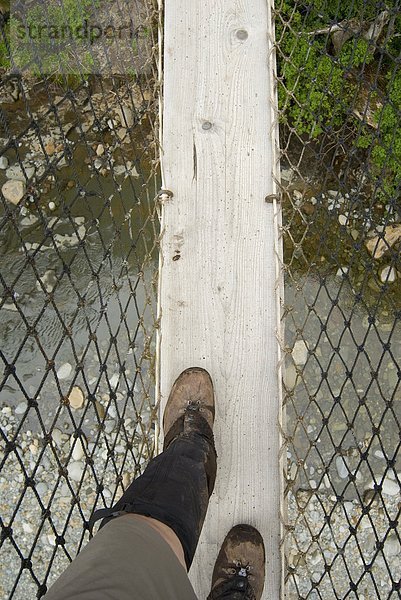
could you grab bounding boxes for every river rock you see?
[116,105,133,128]
[37,269,57,293]
[280,168,294,181]
[384,534,401,558]
[69,386,85,409]
[71,437,85,461]
[67,461,84,482]
[36,482,48,497]
[114,164,126,176]
[292,340,308,366]
[0,156,9,169]
[96,144,105,156]
[22,522,33,534]
[336,456,348,479]
[336,266,348,278]
[284,364,297,389]
[15,401,27,415]
[382,476,399,496]
[51,428,63,447]
[20,214,39,227]
[366,224,401,259]
[57,363,72,380]
[380,266,396,283]
[2,180,25,205]
[117,127,127,141]
[6,164,35,181]
[95,401,105,419]
[45,140,56,155]
[109,373,119,389]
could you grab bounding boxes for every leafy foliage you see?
[277,0,401,205]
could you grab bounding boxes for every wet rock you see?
[116,105,133,128]
[54,233,79,249]
[36,269,57,293]
[292,340,308,366]
[0,156,9,169]
[114,165,126,176]
[338,214,347,226]
[6,164,35,181]
[57,363,72,380]
[45,140,56,156]
[117,127,127,141]
[280,168,294,181]
[96,144,105,156]
[380,266,396,283]
[48,201,56,211]
[20,214,39,227]
[57,156,68,168]
[68,386,85,409]
[2,180,25,205]
[336,266,348,278]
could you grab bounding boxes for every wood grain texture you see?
[159,1,281,598]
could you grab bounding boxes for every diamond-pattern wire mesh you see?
[275,1,401,598]
[0,1,161,597]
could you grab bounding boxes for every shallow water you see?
[0,166,159,433]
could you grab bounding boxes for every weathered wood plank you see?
[158,1,281,598]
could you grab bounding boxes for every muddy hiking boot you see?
[89,367,217,570]
[163,366,215,449]
[207,524,265,600]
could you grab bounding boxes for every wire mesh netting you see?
[0,1,161,597]
[2,0,401,599]
[275,1,401,598]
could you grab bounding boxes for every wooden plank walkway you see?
[158,1,282,598]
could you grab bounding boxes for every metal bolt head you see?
[236,29,248,40]
[202,121,212,130]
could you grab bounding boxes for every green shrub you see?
[277,0,401,206]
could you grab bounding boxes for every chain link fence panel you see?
[0,1,161,597]
[275,1,401,598]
